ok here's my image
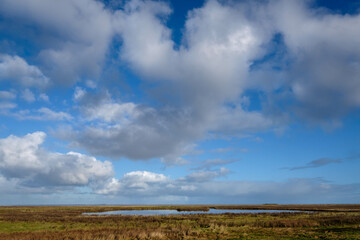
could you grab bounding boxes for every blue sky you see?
[0,0,359,205]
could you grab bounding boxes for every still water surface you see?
[83,209,303,216]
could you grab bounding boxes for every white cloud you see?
[160,154,189,166]
[0,132,46,175]
[96,170,360,204]
[86,101,139,123]
[65,0,283,163]
[185,167,230,182]
[117,0,270,103]
[1,0,359,166]
[96,171,168,195]
[75,89,141,123]
[0,90,16,100]
[115,0,175,80]
[66,89,201,161]
[0,0,115,84]
[73,87,86,101]
[0,0,280,164]
[21,89,35,103]
[0,132,113,187]
[212,104,284,134]
[38,93,49,102]
[36,108,73,121]
[3,107,72,121]
[0,54,49,88]
[0,130,358,203]
[85,79,97,89]
[193,159,238,170]
[0,102,16,109]
[124,171,168,183]
[266,0,360,122]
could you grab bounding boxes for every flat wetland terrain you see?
[0,204,360,239]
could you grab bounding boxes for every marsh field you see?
[0,205,360,239]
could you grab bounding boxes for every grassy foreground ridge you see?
[0,204,360,239]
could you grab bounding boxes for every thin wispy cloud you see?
[286,158,342,171]
[284,154,360,171]
[191,159,238,171]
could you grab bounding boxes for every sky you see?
[0,0,359,205]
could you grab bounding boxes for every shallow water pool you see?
[83,209,304,216]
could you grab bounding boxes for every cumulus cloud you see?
[1,0,360,166]
[264,0,360,123]
[67,89,202,161]
[0,132,113,188]
[0,131,358,203]
[74,89,141,123]
[96,170,360,204]
[70,108,200,160]
[68,0,360,162]
[117,0,271,104]
[96,171,168,195]
[0,54,49,88]
[64,0,283,163]
[0,0,115,84]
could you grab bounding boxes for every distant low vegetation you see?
[0,205,359,239]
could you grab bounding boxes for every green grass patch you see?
[0,221,61,233]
